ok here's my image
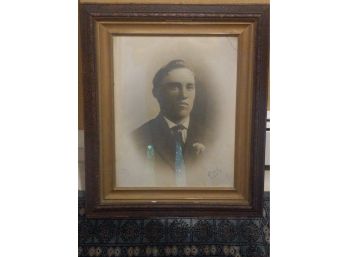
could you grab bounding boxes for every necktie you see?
[172,125,186,179]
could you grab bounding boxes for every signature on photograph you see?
[208,168,222,179]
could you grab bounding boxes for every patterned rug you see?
[78,192,270,257]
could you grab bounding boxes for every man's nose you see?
[179,87,188,98]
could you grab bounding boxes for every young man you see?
[133,60,206,183]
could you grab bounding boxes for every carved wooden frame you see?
[80,3,269,218]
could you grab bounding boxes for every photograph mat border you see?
[97,22,254,198]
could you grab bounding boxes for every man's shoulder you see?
[133,118,156,136]
[132,117,161,146]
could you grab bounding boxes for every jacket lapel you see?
[151,116,176,170]
[184,120,203,162]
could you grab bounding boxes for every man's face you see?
[156,67,196,123]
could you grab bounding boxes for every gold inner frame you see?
[96,21,255,205]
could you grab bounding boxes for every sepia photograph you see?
[81,4,269,217]
[113,36,238,187]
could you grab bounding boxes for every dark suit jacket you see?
[132,115,206,172]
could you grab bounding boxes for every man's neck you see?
[161,114,190,128]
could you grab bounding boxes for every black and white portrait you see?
[113,36,238,187]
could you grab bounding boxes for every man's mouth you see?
[177,102,189,106]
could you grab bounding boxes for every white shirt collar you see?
[162,115,190,130]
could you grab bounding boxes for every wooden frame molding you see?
[80,3,269,218]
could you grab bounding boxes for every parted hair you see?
[152,59,194,90]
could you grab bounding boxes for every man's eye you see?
[187,84,195,90]
[166,83,180,90]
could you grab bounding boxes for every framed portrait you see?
[80,2,269,217]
